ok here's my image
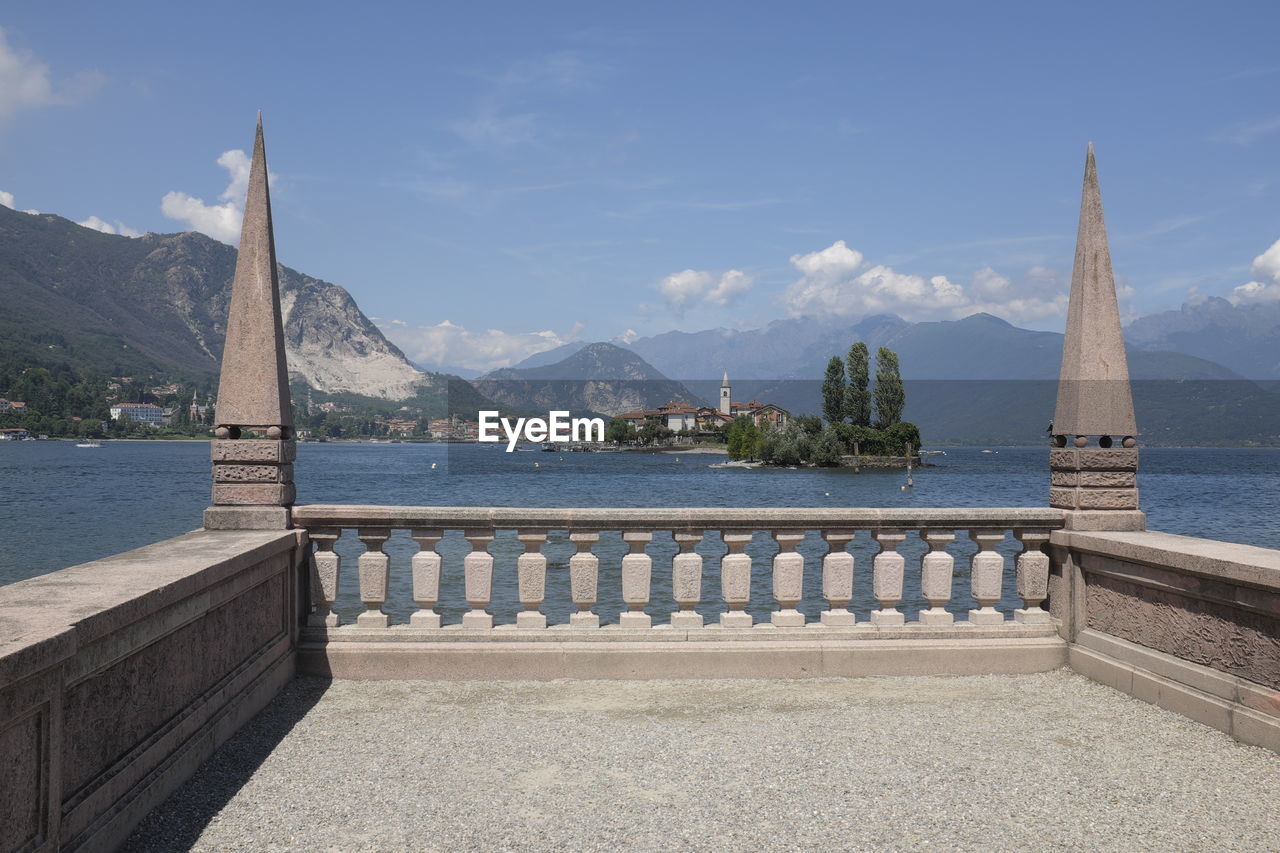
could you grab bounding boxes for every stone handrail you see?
[293,505,1065,630]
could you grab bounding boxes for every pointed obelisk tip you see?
[1052,134,1137,444]
[213,111,291,439]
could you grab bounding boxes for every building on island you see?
[615,372,789,434]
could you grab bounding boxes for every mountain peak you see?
[474,340,701,416]
[959,312,1014,327]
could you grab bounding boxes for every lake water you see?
[3,442,1277,624]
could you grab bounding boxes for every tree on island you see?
[821,356,846,424]
[810,424,844,466]
[845,341,871,427]
[731,342,919,467]
[874,346,905,427]
[605,416,635,445]
[726,414,761,461]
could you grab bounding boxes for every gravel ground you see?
[122,670,1280,853]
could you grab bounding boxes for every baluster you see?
[771,530,806,627]
[871,529,906,626]
[1014,529,1052,624]
[516,530,548,629]
[409,528,443,628]
[918,529,956,625]
[569,531,600,627]
[719,531,753,627]
[308,528,341,627]
[619,531,652,628]
[356,527,391,628]
[820,530,856,626]
[968,529,1006,625]
[462,528,495,628]
[670,530,704,628]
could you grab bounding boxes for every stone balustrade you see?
[293,505,1064,631]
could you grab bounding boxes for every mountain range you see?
[1126,297,1280,380]
[621,313,1247,383]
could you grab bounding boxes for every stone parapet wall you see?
[1051,529,1280,753]
[0,529,305,853]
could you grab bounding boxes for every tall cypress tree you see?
[821,356,846,424]
[873,347,905,427]
[845,341,871,427]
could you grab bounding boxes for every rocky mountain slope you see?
[0,204,427,399]
[475,342,702,416]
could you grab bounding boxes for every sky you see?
[2,1,1279,372]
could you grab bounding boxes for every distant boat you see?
[981,450,997,454]
[75,441,103,448]
[919,450,946,457]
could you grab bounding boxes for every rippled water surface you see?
[3,442,1277,622]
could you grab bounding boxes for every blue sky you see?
[2,1,1279,370]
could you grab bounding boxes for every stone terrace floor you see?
[123,670,1280,853]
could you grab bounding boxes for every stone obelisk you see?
[1049,144,1143,530]
[204,114,296,531]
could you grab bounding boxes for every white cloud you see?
[215,149,252,202]
[0,189,39,214]
[614,328,639,344]
[658,268,754,313]
[790,239,863,278]
[378,319,584,372]
[782,240,1069,324]
[1229,236,1280,304]
[160,190,240,243]
[0,27,103,127]
[78,214,141,238]
[160,148,274,244]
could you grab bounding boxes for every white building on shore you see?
[109,403,171,427]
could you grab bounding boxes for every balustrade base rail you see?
[299,634,1067,680]
[303,621,1060,642]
